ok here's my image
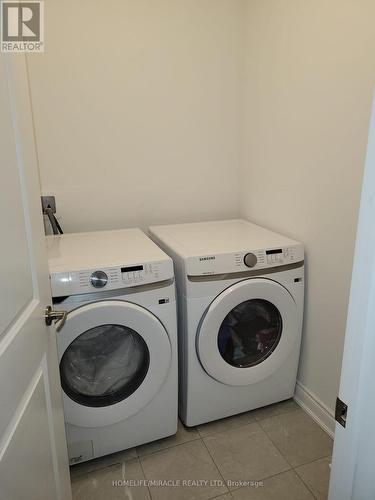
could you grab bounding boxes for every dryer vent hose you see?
[45,206,64,234]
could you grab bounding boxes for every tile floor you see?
[70,400,333,500]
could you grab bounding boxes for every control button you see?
[244,252,258,268]
[90,270,108,288]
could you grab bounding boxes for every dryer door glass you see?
[217,299,282,368]
[60,324,150,407]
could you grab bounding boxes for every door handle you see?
[44,306,67,332]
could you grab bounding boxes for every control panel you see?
[186,244,304,276]
[50,259,173,297]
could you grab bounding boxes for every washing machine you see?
[46,228,178,464]
[149,219,304,427]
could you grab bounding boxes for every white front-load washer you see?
[149,219,304,427]
[46,229,178,464]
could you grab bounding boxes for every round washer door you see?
[58,300,171,428]
[197,278,298,386]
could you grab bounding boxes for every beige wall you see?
[242,0,375,415]
[28,0,243,232]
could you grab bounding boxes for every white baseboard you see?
[294,381,335,438]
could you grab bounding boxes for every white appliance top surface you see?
[46,228,170,274]
[150,219,301,257]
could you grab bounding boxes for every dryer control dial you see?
[244,253,257,268]
[90,270,108,288]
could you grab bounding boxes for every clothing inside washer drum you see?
[60,324,150,406]
[217,299,283,368]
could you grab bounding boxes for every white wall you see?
[28,0,375,427]
[27,0,243,232]
[242,0,375,419]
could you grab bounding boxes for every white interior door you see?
[328,94,375,500]
[0,53,72,500]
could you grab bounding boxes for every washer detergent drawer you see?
[57,300,172,428]
[197,278,299,386]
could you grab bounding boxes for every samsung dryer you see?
[149,219,304,427]
[46,229,178,464]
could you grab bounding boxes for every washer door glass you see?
[218,299,282,368]
[197,278,299,386]
[60,324,150,408]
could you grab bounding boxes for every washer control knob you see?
[244,253,257,268]
[90,270,108,288]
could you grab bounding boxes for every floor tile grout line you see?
[197,405,300,439]
[293,467,320,500]
[71,406,300,478]
[137,433,201,459]
[226,466,296,495]
[199,424,314,497]
[197,417,261,439]
[138,410,292,456]
[136,454,153,500]
[293,454,332,470]
[255,407,305,427]
[287,452,334,471]
[71,404,323,497]
[253,406,301,422]
[226,463,327,499]
[137,421,304,498]
[70,460,124,480]
[211,493,233,500]
[293,454,332,500]
[200,436,231,496]
[257,429,296,470]
[255,409,331,470]
[200,424,297,495]
[139,436,228,500]
[136,443,330,500]
[197,417,258,439]
[245,418,299,471]
[258,406,334,441]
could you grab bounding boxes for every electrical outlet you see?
[41,195,56,214]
